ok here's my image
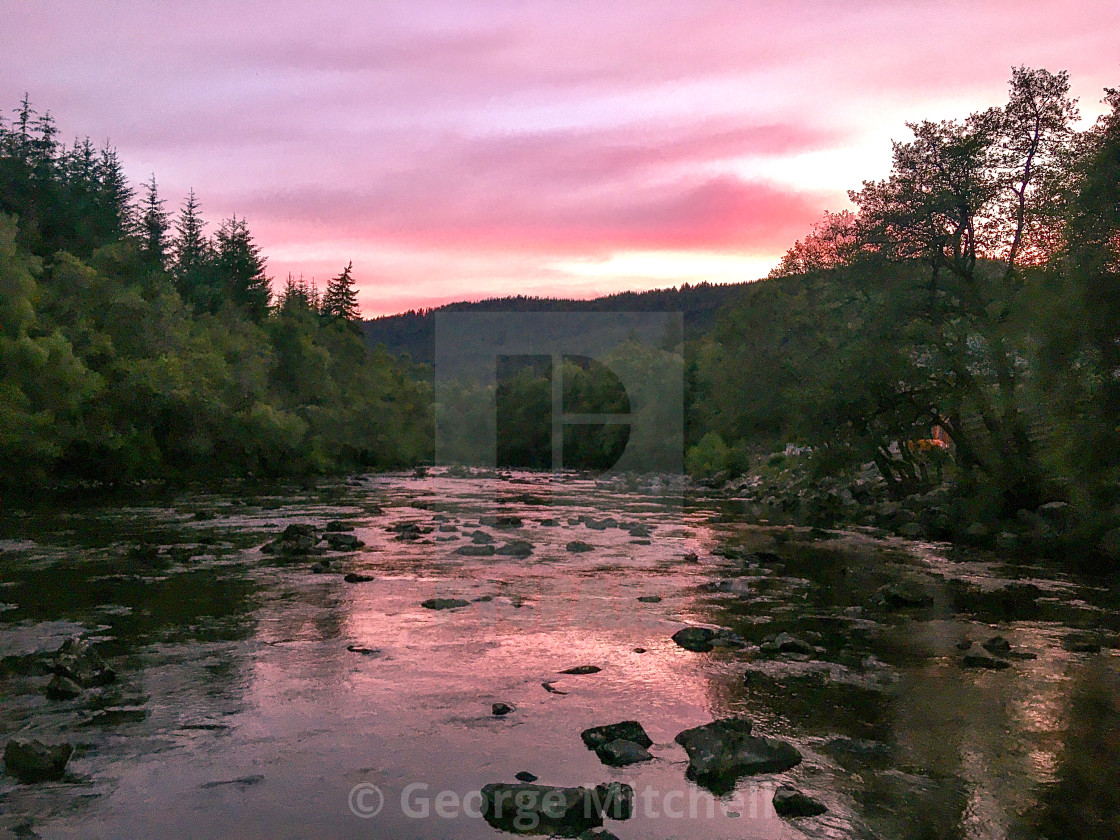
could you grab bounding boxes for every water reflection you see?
[0,473,1117,840]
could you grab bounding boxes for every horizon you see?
[3,1,1119,317]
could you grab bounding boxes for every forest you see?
[2,68,1118,560]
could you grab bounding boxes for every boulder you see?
[772,785,827,817]
[595,739,652,767]
[566,541,594,553]
[44,674,83,701]
[515,771,538,782]
[481,783,604,835]
[496,540,534,558]
[343,572,374,583]
[3,739,72,783]
[52,638,115,687]
[876,581,933,609]
[456,545,496,556]
[760,632,816,656]
[671,627,716,652]
[325,532,364,550]
[421,598,470,610]
[492,702,515,716]
[324,520,354,532]
[981,635,1011,654]
[480,515,523,530]
[637,595,662,603]
[960,650,1011,669]
[560,665,601,675]
[580,721,652,751]
[674,719,801,787]
[1062,631,1103,653]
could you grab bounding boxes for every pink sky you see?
[3,2,1119,316]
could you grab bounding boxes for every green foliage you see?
[0,99,432,492]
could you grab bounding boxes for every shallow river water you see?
[1,471,1118,839]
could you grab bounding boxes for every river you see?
[1,470,1118,839]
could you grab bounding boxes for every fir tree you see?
[137,174,170,270]
[321,260,360,321]
[214,214,271,319]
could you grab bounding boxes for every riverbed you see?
[1,471,1118,839]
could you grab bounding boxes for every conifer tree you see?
[137,174,170,270]
[321,260,360,321]
[214,214,271,319]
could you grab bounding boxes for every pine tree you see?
[95,142,134,239]
[137,174,170,270]
[214,214,271,319]
[321,261,360,321]
[171,188,214,309]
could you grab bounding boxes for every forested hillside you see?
[361,282,744,365]
[0,98,430,490]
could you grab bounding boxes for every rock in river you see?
[421,598,471,610]
[560,665,601,675]
[772,785,828,817]
[566,541,594,553]
[52,637,115,687]
[480,783,609,835]
[45,674,83,701]
[960,649,1011,669]
[671,627,716,651]
[581,721,652,751]
[595,739,652,767]
[496,540,534,557]
[456,544,496,556]
[325,532,364,550]
[492,702,515,716]
[1062,631,1103,653]
[3,739,72,783]
[674,718,801,790]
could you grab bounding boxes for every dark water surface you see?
[1,472,1118,839]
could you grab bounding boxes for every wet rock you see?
[982,635,1011,654]
[820,737,893,765]
[421,598,471,610]
[632,647,647,654]
[3,739,72,783]
[456,544,496,556]
[772,785,827,817]
[672,626,742,651]
[480,783,605,835]
[760,632,816,656]
[480,515,523,530]
[541,681,567,694]
[263,523,318,555]
[52,638,115,687]
[581,721,652,751]
[44,674,83,701]
[578,830,620,840]
[876,581,933,609]
[584,518,618,531]
[81,706,148,726]
[683,552,700,563]
[200,774,264,789]
[343,572,374,583]
[674,718,801,787]
[539,518,560,527]
[492,702,515,716]
[751,551,783,564]
[628,525,651,537]
[637,595,662,603]
[325,532,364,551]
[566,541,594,553]
[1062,631,1103,653]
[672,626,716,651]
[324,520,354,532]
[594,782,633,820]
[960,649,1011,669]
[515,771,538,782]
[346,645,381,655]
[438,524,459,532]
[496,540,534,558]
[471,531,495,544]
[595,739,652,767]
[560,665,601,675]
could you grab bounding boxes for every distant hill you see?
[361,281,755,363]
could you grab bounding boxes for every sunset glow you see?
[3,1,1118,315]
